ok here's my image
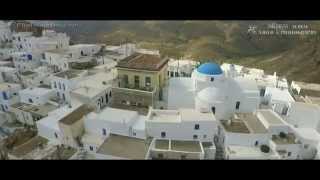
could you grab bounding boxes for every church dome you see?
[197,62,223,75]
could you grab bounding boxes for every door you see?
[211,107,216,114]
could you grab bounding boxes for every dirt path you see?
[225,23,238,43]
[263,54,283,63]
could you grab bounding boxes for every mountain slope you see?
[31,20,320,83]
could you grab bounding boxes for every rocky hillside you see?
[30,20,320,83]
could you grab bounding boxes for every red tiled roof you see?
[116,53,168,71]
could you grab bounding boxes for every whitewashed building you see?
[84,107,146,141]
[168,62,260,121]
[263,87,295,116]
[19,87,55,106]
[70,72,114,112]
[10,102,58,126]
[11,52,40,72]
[0,82,21,112]
[146,108,218,142]
[168,59,199,78]
[50,70,88,104]
[0,21,12,43]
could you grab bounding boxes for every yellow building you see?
[112,53,169,114]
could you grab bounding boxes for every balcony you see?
[117,81,155,93]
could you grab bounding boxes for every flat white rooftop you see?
[37,104,82,131]
[149,109,180,123]
[20,87,54,96]
[72,86,104,98]
[226,145,280,159]
[265,87,295,102]
[79,72,113,90]
[258,109,285,125]
[0,66,17,72]
[88,107,139,124]
[148,108,216,123]
[294,128,320,143]
[0,82,20,91]
[180,108,216,122]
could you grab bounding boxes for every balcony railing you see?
[118,82,155,93]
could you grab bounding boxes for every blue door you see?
[2,92,8,100]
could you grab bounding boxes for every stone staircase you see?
[214,136,225,160]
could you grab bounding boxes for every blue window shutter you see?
[27,54,32,60]
[3,92,8,100]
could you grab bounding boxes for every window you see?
[211,107,216,114]
[109,91,112,97]
[54,132,58,139]
[194,124,200,130]
[255,141,259,146]
[134,76,140,88]
[62,93,66,101]
[175,72,179,77]
[28,98,33,103]
[170,72,174,77]
[106,94,109,103]
[102,128,107,136]
[133,132,136,136]
[89,146,94,151]
[210,77,214,82]
[101,96,104,103]
[282,106,289,115]
[123,75,128,85]
[304,144,309,149]
[260,88,266,97]
[193,135,198,139]
[236,101,240,110]
[2,92,8,100]
[57,92,60,98]
[288,152,291,157]
[1,105,5,112]
[181,155,187,159]
[145,77,151,87]
[161,132,166,138]
[62,84,66,91]
[54,82,57,88]
[203,135,207,139]
[58,82,61,90]
[158,153,164,159]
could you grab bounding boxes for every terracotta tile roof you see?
[116,53,168,71]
